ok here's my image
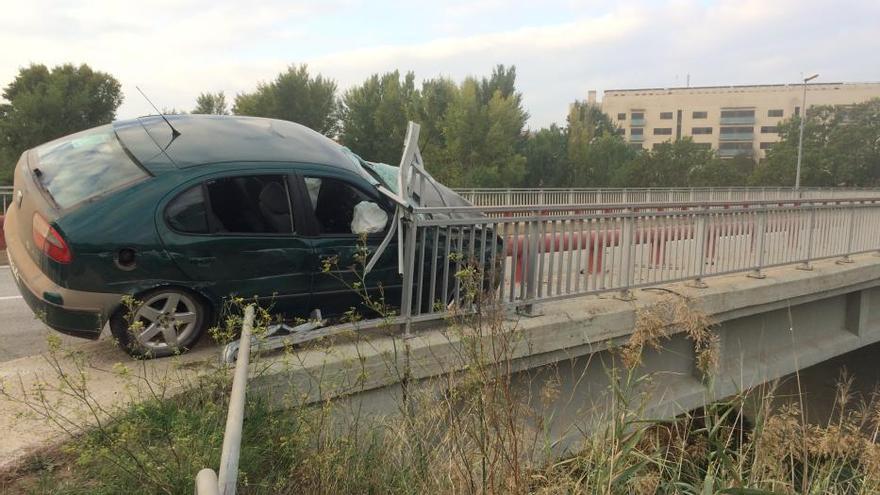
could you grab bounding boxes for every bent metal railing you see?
[454,187,880,207]
[399,197,880,322]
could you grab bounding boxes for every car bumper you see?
[5,211,122,339]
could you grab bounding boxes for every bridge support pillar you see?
[845,290,870,336]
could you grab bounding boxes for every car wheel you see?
[110,288,209,358]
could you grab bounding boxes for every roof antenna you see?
[136,86,181,138]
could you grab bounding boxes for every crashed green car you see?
[4,115,484,357]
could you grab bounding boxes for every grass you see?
[4,264,880,494]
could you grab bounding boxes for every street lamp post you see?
[795,73,819,192]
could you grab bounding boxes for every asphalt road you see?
[0,266,91,362]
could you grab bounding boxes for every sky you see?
[2,0,879,129]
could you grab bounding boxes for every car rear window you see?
[33,125,148,209]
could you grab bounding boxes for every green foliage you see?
[191,91,229,115]
[753,99,880,186]
[233,65,338,136]
[0,63,122,185]
[611,138,716,187]
[339,70,417,165]
[523,124,568,187]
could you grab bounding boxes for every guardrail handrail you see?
[453,187,880,208]
[398,196,880,323]
[196,304,255,495]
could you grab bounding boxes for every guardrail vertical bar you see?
[838,204,857,264]
[749,210,767,279]
[616,209,635,300]
[519,219,542,315]
[798,203,815,270]
[217,304,255,495]
[400,218,419,334]
[688,213,708,288]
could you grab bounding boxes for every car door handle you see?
[190,256,216,266]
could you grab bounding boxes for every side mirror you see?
[351,201,389,234]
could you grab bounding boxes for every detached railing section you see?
[455,187,880,207]
[401,198,880,320]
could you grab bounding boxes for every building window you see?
[720,109,755,119]
[652,143,665,149]
[653,128,672,135]
[719,142,753,151]
[659,112,673,119]
[795,106,800,117]
[615,128,625,135]
[760,142,775,150]
[692,111,708,119]
[695,143,712,150]
[617,113,626,120]
[720,126,753,135]
[631,111,644,120]
[760,126,778,134]
[692,127,713,135]
[628,143,643,151]
[768,109,784,117]
[630,128,644,136]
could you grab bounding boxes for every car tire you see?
[110,288,209,358]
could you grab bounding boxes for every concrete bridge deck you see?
[5,251,880,468]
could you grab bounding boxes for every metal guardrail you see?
[454,187,880,207]
[196,305,255,495]
[203,193,880,487]
[399,197,880,320]
[1,186,12,215]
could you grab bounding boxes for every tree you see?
[233,65,338,136]
[690,155,755,186]
[611,138,714,187]
[523,125,568,187]
[0,63,122,185]
[440,71,528,187]
[192,91,229,115]
[0,63,122,156]
[339,71,417,164]
[751,99,880,186]
[565,101,625,186]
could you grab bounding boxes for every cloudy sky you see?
[3,0,878,128]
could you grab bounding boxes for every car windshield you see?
[33,125,148,209]
[343,149,400,194]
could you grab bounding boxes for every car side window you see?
[304,176,384,235]
[205,175,294,234]
[166,185,208,234]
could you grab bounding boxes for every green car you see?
[4,115,484,358]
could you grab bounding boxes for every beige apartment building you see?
[599,82,880,158]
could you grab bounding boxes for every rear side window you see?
[166,175,294,235]
[166,186,208,233]
[206,175,293,234]
[34,125,148,209]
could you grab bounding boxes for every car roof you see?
[113,114,360,173]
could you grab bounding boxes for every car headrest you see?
[259,182,288,214]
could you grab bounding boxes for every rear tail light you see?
[32,213,72,264]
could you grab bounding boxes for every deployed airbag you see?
[351,201,388,234]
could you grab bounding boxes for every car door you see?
[157,171,314,318]
[295,171,400,317]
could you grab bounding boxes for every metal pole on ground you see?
[217,304,255,495]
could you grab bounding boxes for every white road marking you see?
[0,295,23,301]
